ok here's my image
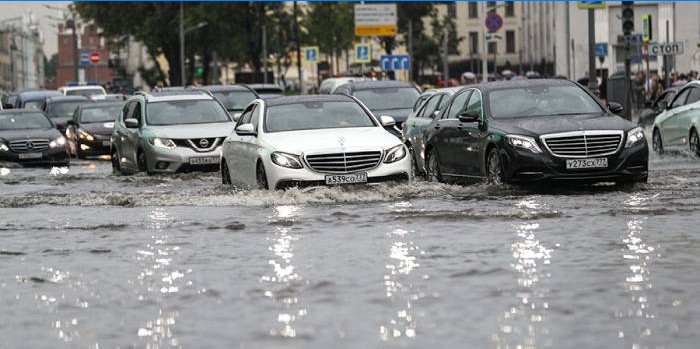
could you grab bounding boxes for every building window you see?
[488,41,497,55]
[447,2,457,18]
[506,30,515,53]
[505,2,515,17]
[487,1,497,14]
[469,31,479,55]
[468,2,478,18]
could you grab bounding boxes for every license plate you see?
[566,158,608,169]
[19,153,42,160]
[189,156,219,165]
[325,172,368,185]
[102,141,111,147]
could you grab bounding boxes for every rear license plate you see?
[18,153,42,160]
[102,141,111,147]
[566,158,608,169]
[189,156,219,165]
[325,172,368,185]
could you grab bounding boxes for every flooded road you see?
[1,150,700,348]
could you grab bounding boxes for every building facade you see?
[56,24,114,87]
[0,13,45,91]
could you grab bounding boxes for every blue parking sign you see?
[80,51,90,66]
[355,44,371,64]
[302,46,319,62]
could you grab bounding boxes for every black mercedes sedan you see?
[422,79,648,185]
[0,110,70,166]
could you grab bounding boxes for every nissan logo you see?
[198,139,210,148]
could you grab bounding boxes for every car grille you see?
[173,137,221,152]
[305,151,383,173]
[542,131,623,157]
[9,139,50,153]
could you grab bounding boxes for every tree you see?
[304,3,354,75]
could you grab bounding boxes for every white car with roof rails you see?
[58,85,107,98]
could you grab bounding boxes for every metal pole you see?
[664,20,670,88]
[566,2,571,79]
[179,2,185,86]
[262,24,268,84]
[587,9,599,95]
[9,37,15,90]
[293,1,302,91]
[481,2,488,83]
[71,13,79,83]
[443,27,449,83]
[408,20,413,82]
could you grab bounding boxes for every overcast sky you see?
[0,2,70,56]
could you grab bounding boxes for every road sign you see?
[649,42,684,56]
[354,4,397,37]
[484,12,503,33]
[89,51,100,64]
[302,46,319,62]
[485,33,503,43]
[354,43,371,64]
[594,43,608,57]
[380,55,410,71]
[577,1,606,10]
[642,14,653,43]
[79,51,90,66]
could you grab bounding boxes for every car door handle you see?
[434,124,441,129]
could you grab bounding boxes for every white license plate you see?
[566,158,608,169]
[19,153,42,159]
[102,141,111,147]
[189,156,219,165]
[325,172,368,185]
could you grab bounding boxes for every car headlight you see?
[49,136,66,148]
[0,143,8,152]
[271,152,303,169]
[625,127,645,148]
[384,144,407,163]
[506,135,542,153]
[78,129,95,141]
[149,138,176,149]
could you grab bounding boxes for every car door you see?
[113,101,136,167]
[673,87,700,145]
[124,101,144,164]
[455,89,487,177]
[432,90,471,175]
[408,94,441,144]
[659,87,691,146]
[226,103,256,186]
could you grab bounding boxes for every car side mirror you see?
[124,118,139,128]
[235,123,257,136]
[608,102,623,115]
[458,110,480,123]
[379,115,396,127]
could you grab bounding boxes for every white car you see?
[221,95,411,190]
[58,85,107,98]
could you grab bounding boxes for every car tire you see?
[407,145,420,179]
[256,161,269,190]
[111,148,123,175]
[652,128,664,154]
[486,148,504,185]
[137,151,153,175]
[221,158,232,185]
[425,148,442,183]
[689,128,700,158]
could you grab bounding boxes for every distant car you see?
[154,86,186,92]
[0,110,69,166]
[58,85,107,98]
[220,94,410,190]
[42,96,94,134]
[423,79,648,185]
[333,80,420,130]
[111,90,235,175]
[638,87,679,127]
[194,85,259,121]
[2,90,63,110]
[318,77,367,94]
[403,87,461,174]
[652,81,700,156]
[91,93,129,102]
[66,102,123,158]
[247,84,284,99]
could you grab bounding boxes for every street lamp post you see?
[178,3,207,86]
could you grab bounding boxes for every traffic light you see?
[622,1,634,36]
[642,14,652,42]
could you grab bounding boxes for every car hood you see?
[369,107,413,123]
[491,113,637,136]
[145,122,235,139]
[0,128,63,142]
[79,122,115,135]
[263,127,400,154]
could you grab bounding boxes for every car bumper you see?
[0,147,69,166]
[501,141,649,184]
[266,154,412,190]
[145,144,222,173]
[77,136,111,156]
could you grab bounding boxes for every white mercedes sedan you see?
[221,95,411,190]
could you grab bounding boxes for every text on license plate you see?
[19,152,42,159]
[189,156,219,165]
[566,158,608,169]
[325,172,368,185]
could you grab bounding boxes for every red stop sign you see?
[89,51,100,64]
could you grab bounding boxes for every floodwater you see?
[1,149,700,349]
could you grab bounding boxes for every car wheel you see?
[425,148,442,183]
[652,129,664,154]
[221,158,232,185]
[111,148,122,174]
[689,128,700,157]
[486,148,504,185]
[137,151,153,175]
[256,162,269,190]
[408,145,420,179]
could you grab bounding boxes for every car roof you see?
[197,85,253,92]
[19,90,62,99]
[80,101,124,109]
[137,90,214,102]
[343,80,415,91]
[469,78,578,92]
[264,94,354,107]
[0,109,46,115]
[60,85,105,90]
[421,86,463,96]
[46,95,92,102]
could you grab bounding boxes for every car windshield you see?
[23,100,43,109]
[354,87,420,110]
[0,112,52,130]
[212,91,257,111]
[146,99,230,126]
[47,101,89,118]
[489,85,603,118]
[265,101,375,132]
[80,105,122,123]
[66,88,105,97]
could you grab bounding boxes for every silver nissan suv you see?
[111,90,235,174]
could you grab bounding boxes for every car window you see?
[132,102,142,125]
[23,100,43,110]
[353,87,420,110]
[146,100,230,126]
[686,87,700,105]
[489,85,602,118]
[122,102,133,122]
[664,91,676,104]
[413,95,429,112]
[250,104,261,131]
[237,104,255,126]
[444,90,471,119]
[265,101,375,133]
[670,88,691,109]
[211,90,257,111]
[465,90,482,117]
[420,95,443,118]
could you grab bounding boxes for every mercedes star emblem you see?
[26,141,34,150]
[338,137,346,148]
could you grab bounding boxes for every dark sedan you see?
[0,110,70,166]
[194,85,259,121]
[423,79,648,185]
[66,102,122,158]
[334,80,420,131]
[42,95,94,134]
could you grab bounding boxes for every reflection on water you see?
[496,199,554,348]
[262,205,306,338]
